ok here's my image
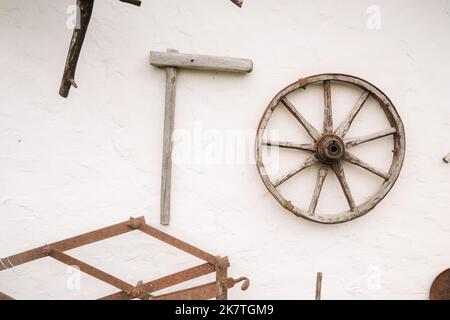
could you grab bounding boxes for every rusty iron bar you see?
[0,217,145,272]
[153,281,220,300]
[152,277,249,300]
[216,257,229,300]
[0,216,217,269]
[0,292,15,300]
[137,222,219,265]
[47,248,152,300]
[22,248,242,301]
[100,262,216,300]
[0,217,249,300]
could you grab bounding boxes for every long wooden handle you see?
[315,272,322,300]
[59,0,141,98]
[59,0,94,98]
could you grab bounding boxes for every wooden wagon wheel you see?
[255,74,405,224]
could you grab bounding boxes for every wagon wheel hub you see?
[316,134,345,163]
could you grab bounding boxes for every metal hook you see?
[443,153,450,164]
[231,277,250,291]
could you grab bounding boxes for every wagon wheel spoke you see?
[343,152,390,180]
[308,164,329,215]
[323,80,333,134]
[335,91,370,138]
[345,128,396,149]
[273,154,318,188]
[331,161,356,211]
[262,140,316,152]
[281,97,321,141]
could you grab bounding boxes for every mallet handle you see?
[160,49,178,225]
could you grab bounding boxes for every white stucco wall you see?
[1,0,449,300]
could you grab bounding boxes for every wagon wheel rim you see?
[255,74,406,224]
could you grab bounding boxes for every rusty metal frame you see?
[0,217,249,300]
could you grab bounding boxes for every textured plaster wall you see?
[1,0,450,300]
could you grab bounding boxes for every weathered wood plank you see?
[315,272,322,300]
[150,51,253,73]
[160,49,178,226]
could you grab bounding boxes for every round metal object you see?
[316,134,345,163]
[255,74,406,224]
[430,269,450,300]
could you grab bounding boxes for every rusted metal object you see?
[316,135,345,163]
[0,292,14,300]
[430,269,450,300]
[60,0,244,98]
[230,0,243,7]
[256,74,406,224]
[0,217,249,300]
[151,277,249,300]
[443,153,450,164]
[100,263,216,300]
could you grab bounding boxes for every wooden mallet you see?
[150,49,253,225]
